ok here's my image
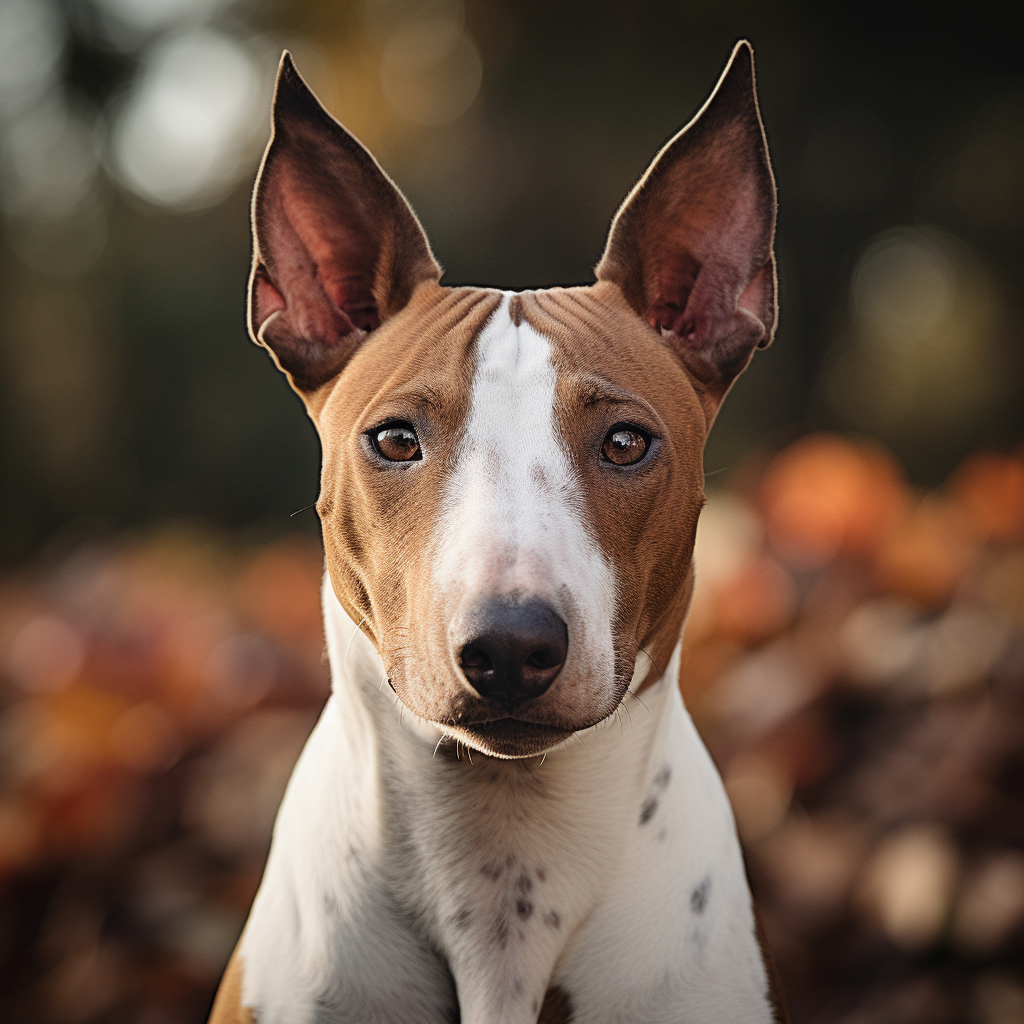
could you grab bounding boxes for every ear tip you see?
[276,49,297,81]
[701,38,758,122]
[274,49,308,101]
[725,39,756,83]
[272,49,322,128]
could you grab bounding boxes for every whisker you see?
[639,647,665,679]
[433,734,445,758]
[345,616,368,671]
[467,747,473,766]
[629,692,652,717]
[539,751,547,767]
[289,502,317,517]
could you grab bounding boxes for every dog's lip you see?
[444,719,574,759]
[415,686,633,736]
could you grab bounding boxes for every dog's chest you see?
[380,725,656,1023]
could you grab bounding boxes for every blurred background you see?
[1,0,1022,1021]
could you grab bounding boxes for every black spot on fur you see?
[654,765,672,789]
[639,797,658,825]
[691,875,711,915]
[517,872,533,895]
[538,985,574,1023]
[481,862,502,880]
[452,908,472,930]
[543,909,561,929]
[537,867,546,882]
[516,899,533,919]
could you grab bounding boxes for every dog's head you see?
[248,42,776,758]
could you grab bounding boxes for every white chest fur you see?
[236,585,774,1024]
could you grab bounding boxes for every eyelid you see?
[607,421,653,440]
[367,416,415,434]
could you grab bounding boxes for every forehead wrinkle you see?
[372,384,443,413]
[558,370,658,415]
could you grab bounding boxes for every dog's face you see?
[248,44,776,758]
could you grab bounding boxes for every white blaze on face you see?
[434,294,618,701]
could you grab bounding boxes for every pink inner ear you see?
[286,192,381,333]
[254,275,287,332]
[738,261,772,323]
[646,248,702,337]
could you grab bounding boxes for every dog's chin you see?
[444,720,575,759]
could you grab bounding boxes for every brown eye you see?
[372,424,421,462]
[601,424,650,466]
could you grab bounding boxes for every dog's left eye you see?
[601,424,651,466]
[371,423,421,462]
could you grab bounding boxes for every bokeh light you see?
[0,0,64,117]
[108,29,268,210]
[820,226,1010,447]
[94,0,230,34]
[378,6,483,126]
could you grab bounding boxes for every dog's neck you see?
[322,583,679,1023]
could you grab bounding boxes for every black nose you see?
[457,598,568,709]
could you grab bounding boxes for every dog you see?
[208,39,788,1024]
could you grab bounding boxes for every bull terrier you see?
[209,39,788,1024]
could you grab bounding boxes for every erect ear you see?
[595,40,777,423]
[249,52,441,394]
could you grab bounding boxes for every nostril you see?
[525,646,562,671]
[459,644,494,684]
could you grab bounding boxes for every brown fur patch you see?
[206,949,255,1024]
[315,282,503,724]
[537,984,574,1023]
[516,284,707,699]
[754,904,791,1023]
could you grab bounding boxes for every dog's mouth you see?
[384,657,633,759]
[442,719,575,759]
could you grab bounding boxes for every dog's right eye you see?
[371,423,421,462]
[601,423,650,466]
